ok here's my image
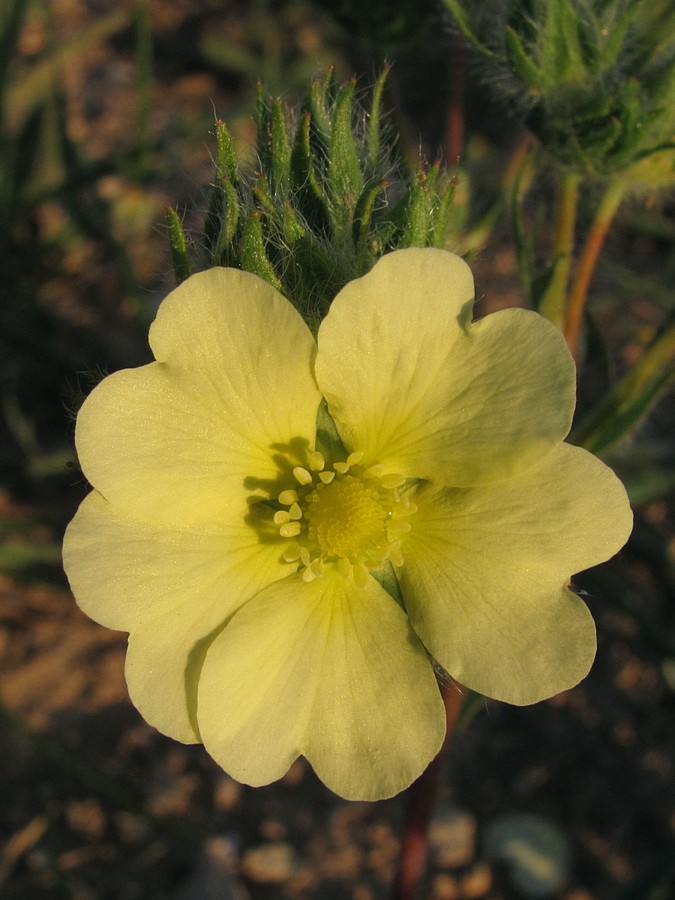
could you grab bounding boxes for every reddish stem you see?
[391,683,464,900]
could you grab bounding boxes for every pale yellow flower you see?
[63,249,632,800]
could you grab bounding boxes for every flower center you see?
[273,450,416,584]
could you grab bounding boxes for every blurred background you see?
[1,1,674,898]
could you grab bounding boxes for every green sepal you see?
[400,170,434,248]
[258,91,291,197]
[353,179,388,273]
[314,398,347,461]
[371,560,406,611]
[166,206,193,284]
[210,175,240,265]
[214,117,238,183]
[290,110,331,234]
[240,212,282,291]
[328,80,364,218]
[204,121,240,259]
[430,175,459,249]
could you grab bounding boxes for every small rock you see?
[432,872,460,900]
[240,842,297,883]
[428,807,477,869]
[458,862,492,898]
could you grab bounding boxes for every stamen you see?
[283,544,301,562]
[293,466,313,485]
[279,522,301,538]
[309,451,325,471]
[381,472,406,489]
[273,448,417,583]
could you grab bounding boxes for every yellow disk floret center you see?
[306,477,388,560]
[273,449,416,584]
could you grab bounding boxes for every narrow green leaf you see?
[166,206,193,284]
[505,25,546,90]
[7,10,131,124]
[573,318,675,455]
[368,65,391,168]
[440,0,499,59]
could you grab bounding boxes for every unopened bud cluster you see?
[444,0,675,180]
[167,69,458,324]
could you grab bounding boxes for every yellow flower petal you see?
[63,490,295,741]
[75,268,320,526]
[197,569,445,800]
[399,443,633,704]
[316,248,576,485]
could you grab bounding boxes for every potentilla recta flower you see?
[63,248,632,800]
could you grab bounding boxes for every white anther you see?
[288,502,303,520]
[273,510,290,525]
[278,489,298,505]
[347,451,364,466]
[319,470,335,484]
[333,461,349,474]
